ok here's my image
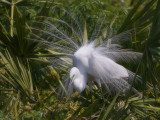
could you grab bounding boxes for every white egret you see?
[69,42,141,95]
[30,13,142,97]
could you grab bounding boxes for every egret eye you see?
[69,75,75,86]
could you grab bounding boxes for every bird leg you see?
[90,91,93,104]
[100,87,105,102]
[88,80,93,104]
[96,80,105,102]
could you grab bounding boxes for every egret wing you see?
[88,50,130,94]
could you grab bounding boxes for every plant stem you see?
[10,0,14,37]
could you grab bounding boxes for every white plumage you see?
[70,42,132,94]
[70,67,87,92]
[30,16,142,96]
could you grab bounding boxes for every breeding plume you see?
[34,19,142,95]
[69,42,141,94]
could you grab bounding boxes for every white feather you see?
[70,67,87,93]
[71,42,131,94]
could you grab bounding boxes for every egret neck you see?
[70,67,87,92]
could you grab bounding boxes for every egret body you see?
[70,42,131,94]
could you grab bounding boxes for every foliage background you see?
[0,0,160,119]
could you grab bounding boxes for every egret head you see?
[69,67,87,93]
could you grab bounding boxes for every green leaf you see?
[99,93,119,120]
[79,99,103,117]
[83,21,88,44]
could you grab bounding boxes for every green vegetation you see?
[0,0,160,119]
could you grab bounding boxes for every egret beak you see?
[69,75,75,86]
